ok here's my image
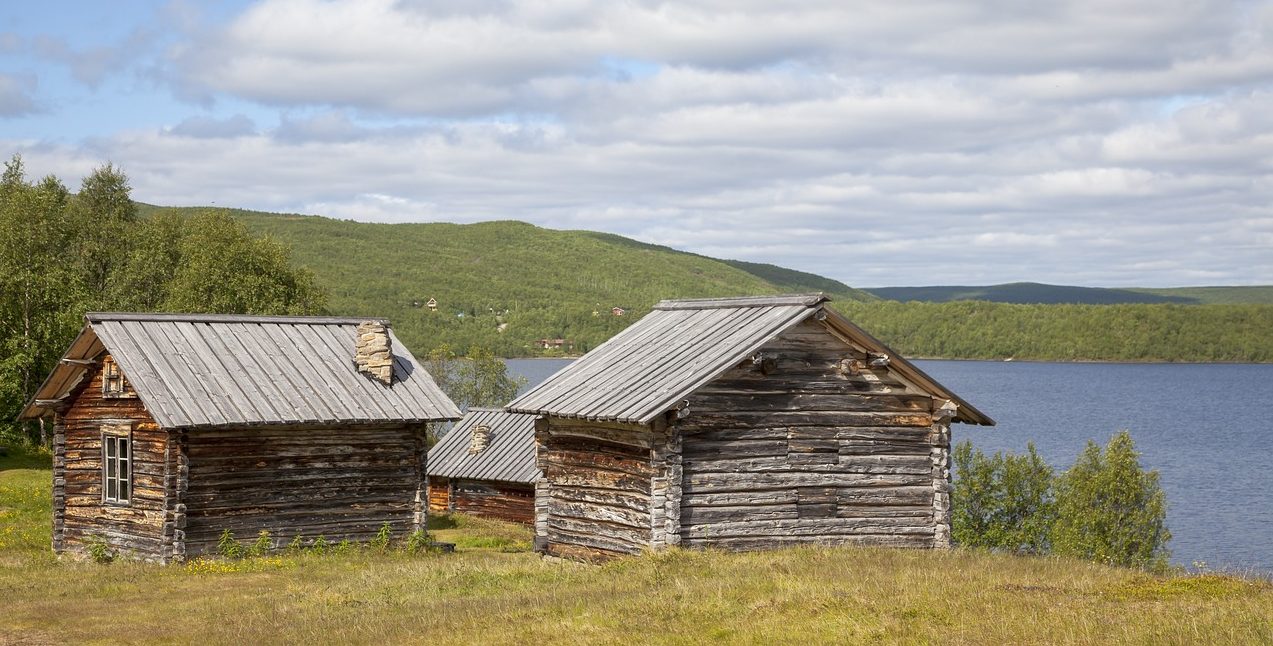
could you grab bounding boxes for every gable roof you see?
[426,408,539,484]
[507,293,993,426]
[20,312,462,428]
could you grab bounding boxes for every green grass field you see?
[2,445,1270,644]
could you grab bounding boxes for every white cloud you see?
[5,0,1272,288]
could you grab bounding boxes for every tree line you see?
[0,156,326,444]
[836,300,1273,363]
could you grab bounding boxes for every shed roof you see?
[20,312,462,427]
[507,293,993,426]
[426,408,540,484]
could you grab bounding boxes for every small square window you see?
[102,426,132,505]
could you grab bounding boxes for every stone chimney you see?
[468,425,491,455]
[354,321,394,385]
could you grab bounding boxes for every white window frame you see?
[101,425,132,505]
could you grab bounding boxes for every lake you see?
[505,358,1273,574]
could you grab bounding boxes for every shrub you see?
[247,530,273,558]
[85,536,114,564]
[1051,431,1171,570]
[370,522,392,552]
[310,535,330,555]
[216,529,243,559]
[405,529,432,554]
[951,441,1055,554]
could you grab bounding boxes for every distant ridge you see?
[865,282,1273,305]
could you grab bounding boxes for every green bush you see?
[216,529,244,559]
[369,522,392,552]
[85,536,115,564]
[951,441,1055,554]
[953,432,1171,570]
[247,530,273,558]
[1051,431,1171,570]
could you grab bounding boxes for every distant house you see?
[20,313,461,562]
[426,409,539,524]
[508,294,993,561]
[426,298,438,311]
[611,307,626,316]
[537,338,572,351]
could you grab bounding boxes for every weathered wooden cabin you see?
[20,313,461,562]
[426,408,539,524]
[507,294,994,561]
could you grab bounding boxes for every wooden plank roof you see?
[426,408,540,484]
[507,293,993,426]
[20,312,462,427]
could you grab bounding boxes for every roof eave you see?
[820,308,996,426]
[17,323,100,420]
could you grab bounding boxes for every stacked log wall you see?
[58,359,168,560]
[182,423,427,556]
[537,418,657,561]
[678,319,948,551]
[450,480,535,524]
[427,476,451,513]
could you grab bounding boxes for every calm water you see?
[506,358,1273,574]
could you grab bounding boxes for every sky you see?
[1,1,1271,288]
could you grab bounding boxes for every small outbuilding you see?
[426,408,539,524]
[20,313,461,562]
[507,293,993,561]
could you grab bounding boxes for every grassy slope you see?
[2,453,1271,644]
[867,282,1273,305]
[138,206,870,357]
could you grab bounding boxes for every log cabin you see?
[426,408,539,524]
[20,313,461,562]
[507,293,994,562]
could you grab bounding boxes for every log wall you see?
[58,358,168,560]
[450,479,535,524]
[678,319,950,551]
[535,418,660,561]
[182,423,428,556]
[427,476,451,513]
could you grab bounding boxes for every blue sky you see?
[2,0,1271,288]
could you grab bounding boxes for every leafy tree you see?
[1050,431,1171,570]
[68,163,136,300]
[0,156,84,444]
[109,211,185,311]
[163,210,327,315]
[423,344,526,413]
[951,441,1055,554]
[0,160,330,446]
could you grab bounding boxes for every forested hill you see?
[132,206,1273,363]
[866,282,1273,305]
[137,206,873,356]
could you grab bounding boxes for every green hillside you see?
[130,206,1273,363]
[138,206,870,357]
[837,300,1273,363]
[1130,286,1273,304]
[867,282,1273,305]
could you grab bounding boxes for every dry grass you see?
[2,449,1271,645]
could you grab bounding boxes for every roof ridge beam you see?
[654,293,828,310]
